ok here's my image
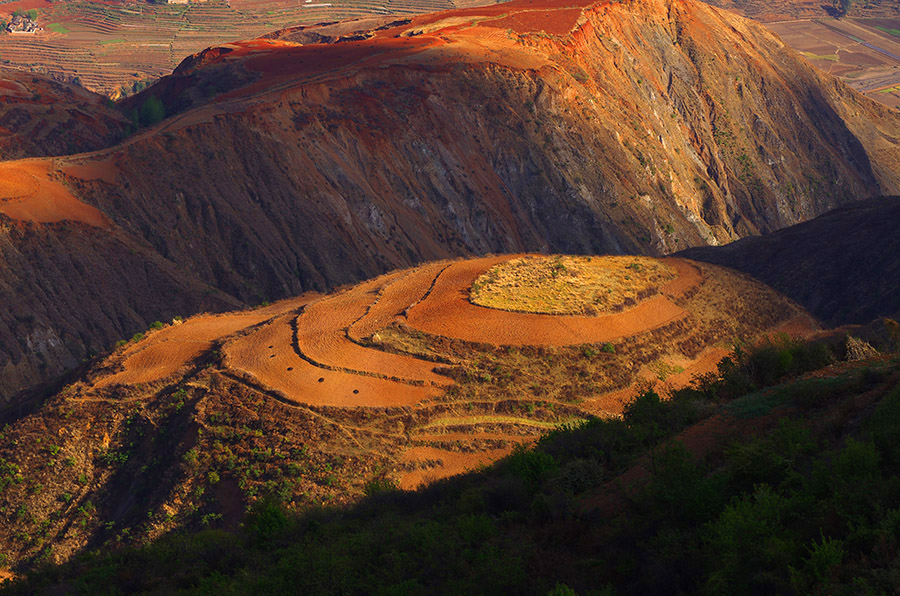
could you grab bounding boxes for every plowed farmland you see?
[0,0,472,96]
[80,254,815,489]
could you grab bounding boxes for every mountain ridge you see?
[2,0,900,400]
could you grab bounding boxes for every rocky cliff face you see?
[3,0,900,400]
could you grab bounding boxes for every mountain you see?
[681,196,900,326]
[4,300,898,593]
[3,0,900,400]
[0,253,814,571]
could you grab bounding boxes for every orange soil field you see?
[296,271,452,387]
[0,160,109,226]
[405,256,693,346]
[398,445,516,490]
[347,261,450,341]
[224,311,442,407]
[96,298,313,387]
[92,255,816,487]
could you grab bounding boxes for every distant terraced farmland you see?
[80,254,816,490]
[0,0,466,96]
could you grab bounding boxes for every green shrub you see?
[547,583,578,596]
[247,499,288,541]
[506,443,558,491]
[704,484,798,594]
[364,477,398,496]
[136,96,165,127]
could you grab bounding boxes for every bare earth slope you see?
[680,196,900,326]
[0,68,127,160]
[0,255,815,570]
[4,0,900,400]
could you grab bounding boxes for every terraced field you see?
[87,254,816,489]
[768,17,900,108]
[0,0,463,96]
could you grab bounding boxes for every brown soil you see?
[0,160,109,227]
[224,312,441,408]
[398,445,516,489]
[296,271,452,386]
[406,256,693,346]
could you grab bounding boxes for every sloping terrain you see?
[0,0,480,97]
[704,0,900,21]
[0,68,126,159]
[5,323,898,593]
[4,0,900,401]
[681,196,900,326]
[0,254,814,570]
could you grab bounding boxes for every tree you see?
[833,0,852,16]
[138,96,165,127]
[25,9,38,20]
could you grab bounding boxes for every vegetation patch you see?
[470,255,675,315]
[46,23,70,35]
[9,341,897,594]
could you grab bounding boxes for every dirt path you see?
[406,256,693,346]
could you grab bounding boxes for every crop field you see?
[769,17,900,107]
[0,0,459,96]
[79,254,814,491]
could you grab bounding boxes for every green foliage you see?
[247,499,288,541]
[0,457,23,493]
[363,477,398,496]
[506,443,558,490]
[132,96,165,128]
[7,341,898,595]
[149,321,164,331]
[547,583,578,596]
[25,9,37,20]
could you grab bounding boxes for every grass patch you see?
[800,51,838,62]
[470,255,675,315]
[47,23,70,34]
[419,416,581,431]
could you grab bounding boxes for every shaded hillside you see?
[681,196,900,326]
[5,338,898,594]
[5,0,900,399]
[0,69,127,160]
[0,255,813,570]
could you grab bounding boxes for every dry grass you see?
[470,255,675,315]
